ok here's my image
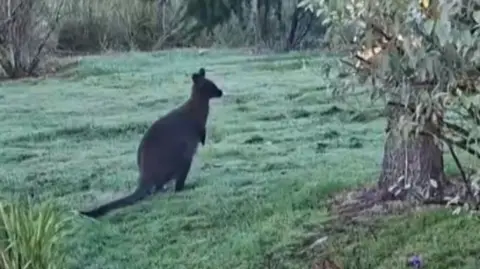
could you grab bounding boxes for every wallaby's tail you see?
[80,186,150,218]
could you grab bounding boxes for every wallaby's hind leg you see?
[151,170,175,193]
[174,158,193,192]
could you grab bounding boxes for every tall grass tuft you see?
[0,201,72,269]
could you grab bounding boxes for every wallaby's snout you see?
[213,88,223,98]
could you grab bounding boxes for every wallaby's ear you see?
[192,68,205,83]
[191,73,200,83]
[198,68,206,77]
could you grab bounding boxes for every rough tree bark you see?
[260,0,270,40]
[378,102,447,202]
[250,0,260,44]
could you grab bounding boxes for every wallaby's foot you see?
[158,185,169,193]
[174,183,185,192]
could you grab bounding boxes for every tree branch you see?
[446,141,475,201]
[441,120,470,138]
[439,134,480,159]
[291,10,315,49]
[27,0,66,75]
[386,101,480,159]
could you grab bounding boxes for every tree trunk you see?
[1,0,35,78]
[285,8,300,51]
[260,0,270,40]
[156,0,165,35]
[250,0,259,43]
[378,102,446,202]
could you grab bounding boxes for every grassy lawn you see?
[0,49,479,269]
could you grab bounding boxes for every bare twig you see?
[439,134,480,160]
[422,197,467,206]
[467,105,480,125]
[446,141,475,200]
[442,120,470,138]
[354,54,372,66]
[339,59,357,69]
[368,21,392,41]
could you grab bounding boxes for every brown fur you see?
[79,68,223,218]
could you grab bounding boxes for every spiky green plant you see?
[0,201,72,269]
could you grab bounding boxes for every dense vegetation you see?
[0,0,328,78]
[1,0,480,268]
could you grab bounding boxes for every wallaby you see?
[79,68,223,218]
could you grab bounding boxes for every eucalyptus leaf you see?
[423,19,435,35]
[473,11,480,24]
[471,95,480,106]
[316,9,324,17]
[473,50,480,65]
[462,30,470,46]
[434,20,451,46]
[425,56,435,79]
[297,0,310,8]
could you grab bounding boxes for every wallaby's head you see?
[191,68,223,99]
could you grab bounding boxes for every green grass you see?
[0,48,479,269]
